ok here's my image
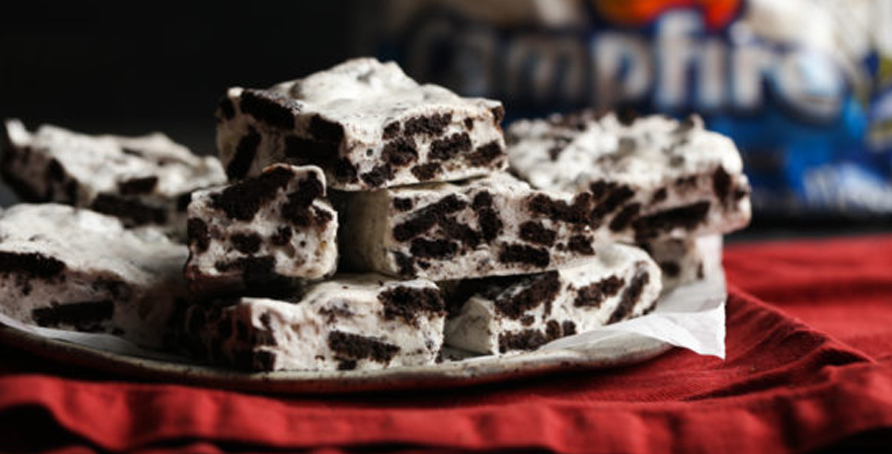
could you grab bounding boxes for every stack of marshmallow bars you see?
[0,58,751,372]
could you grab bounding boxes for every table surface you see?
[1,233,892,454]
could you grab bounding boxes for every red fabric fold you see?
[3,234,892,453]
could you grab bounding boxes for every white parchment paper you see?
[0,236,726,365]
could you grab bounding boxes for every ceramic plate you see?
[0,236,729,394]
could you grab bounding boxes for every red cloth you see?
[2,234,892,453]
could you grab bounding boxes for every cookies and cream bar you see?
[0,204,188,348]
[216,57,507,190]
[507,111,751,242]
[182,275,446,371]
[444,243,661,355]
[184,164,338,296]
[336,172,605,281]
[1,119,226,237]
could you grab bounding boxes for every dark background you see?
[0,2,375,149]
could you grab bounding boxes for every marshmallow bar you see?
[336,173,605,280]
[1,120,225,237]
[0,204,188,347]
[181,275,446,371]
[444,243,661,355]
[507,111,751,242]
[216,58,507,190]
[184,164,338,296]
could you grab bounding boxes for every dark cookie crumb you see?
[567,235,595,255]
[561,320,577,336]
[494,271,560,319]
[176,192,192,212]
[651,188,668,204]
[608,265,650,324]
[382,136,418,166]
[588,181,615,200]
[472,192,502,241]
[337,359,358,371]
[359,164,394,188]
[379,286,445,327]
[519,221,557,246]
[491,106,505,125]
[31,300,114,331]
[404,113,451,136]
[217,96,235,120]
[498,244,550,268]
[226,128,261,180]
[392,194,467,241]
[410,238,458,259]
[574,275,624,308]
[382,122,401,140]
[499,330,548,352]
[239,256,277,284]
[281,172,326,227]
[466,141,503,166]
[231,232,262,254]
[334,157,359,184]
[0,251,66,278]
[64,180,79,203]
[270,226,293,246]
[284,135,340,170]
[410,163,441,181]
[546,320,561,339]
[713,165,732,203]
[632,201,710,241]
[90,194,167,225]
[311,205,334,228]
[498,320,569,353]
[616,106,637,126]
[328,330,400,363]
[214,255,273,273]
[440,217,480,249]
[46,159,65,182]
[528,193,592,225]
[211,166,293,221]
[660,261,681,277]
[589,184,635,224]
[608,202,641,232]
[392,198,414,211]
[309,115,344,142]
[120,147,143,157]
[394,252,415,277]
[239,89,302,130]
[118,176,158,195]
[429,133,471,161]
[187,218,211,252]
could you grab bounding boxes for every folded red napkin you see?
[2,234,892,453]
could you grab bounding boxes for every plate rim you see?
[0,322,674,394]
